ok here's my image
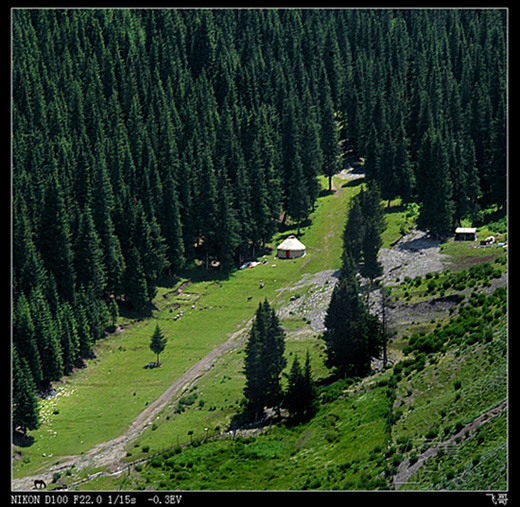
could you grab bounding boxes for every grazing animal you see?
[34,479,46,489]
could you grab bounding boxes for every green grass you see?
[101,382,391,491]
[381,199,418,249]
[401,410,507,490]
[108,294,506,491]
[13,175,355,479]
[14,177,507,491]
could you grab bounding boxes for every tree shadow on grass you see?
[13,430,35,448]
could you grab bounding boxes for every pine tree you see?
[283,350,317,422]
[131,201,168,302]
[300,106,323,208]
[359,183,386,280]
[281,92,309,235]
[91,155,125,296]
[243,300,286,420]
[74,288,93,358]
[149,324,167,366]
[13,293,42,387]
[74,205,107,297]
[123,244,149,311]
[160,172,185,273]
[261,299,287,412]
[416,127,454,236]
[323,270,381,378]
[37,170,75,301]
[13,196,47,299]
[214,163,240,272]
[320,73,341,191]
[283,355,305,419]
[30,287,63,387]
[12,349,40,435]
[342,196,364,270]
[57,302,81,374]
[302,350,318,417]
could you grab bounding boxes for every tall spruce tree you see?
[13,293,42,387]
[37,171,76,301]
[416,127,454,236]
[283,350,317,421]
[323,263,381,378]
[74,205,107,297]
[320,72,341,191]
[243,300,286,420]
[12,349,40,434]
[359,183,385,280]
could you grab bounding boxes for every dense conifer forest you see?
[12,9,506,432]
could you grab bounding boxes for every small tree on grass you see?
[150,324,167,366]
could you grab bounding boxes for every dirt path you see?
[392,401,507,489]
[12,318,254,491]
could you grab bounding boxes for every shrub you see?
[425,428,438,440]
[339,461,352,471]
[392,454,404,467]
[150,457,162,468]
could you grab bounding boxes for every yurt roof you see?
[277,235,306,251]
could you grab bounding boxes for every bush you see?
[392,454,404,467]
[426,428,438,440]
[150,457,162,468]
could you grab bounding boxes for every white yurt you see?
[276,235,306,259]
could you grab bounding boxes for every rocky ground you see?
[276,229,451,335]
[276,269,341,333]
[379,229,449,285]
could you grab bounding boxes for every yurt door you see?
[286,250,290,259]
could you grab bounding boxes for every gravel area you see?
[378,229,449,285]
[276,269,341,332]
[276,229,450,334]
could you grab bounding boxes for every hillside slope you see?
[80,231,507,491]
[99,291,506,491]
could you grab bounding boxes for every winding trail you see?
[12,318,253,491]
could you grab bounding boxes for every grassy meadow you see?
[13,175,356,480]
[14,173,507,491]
